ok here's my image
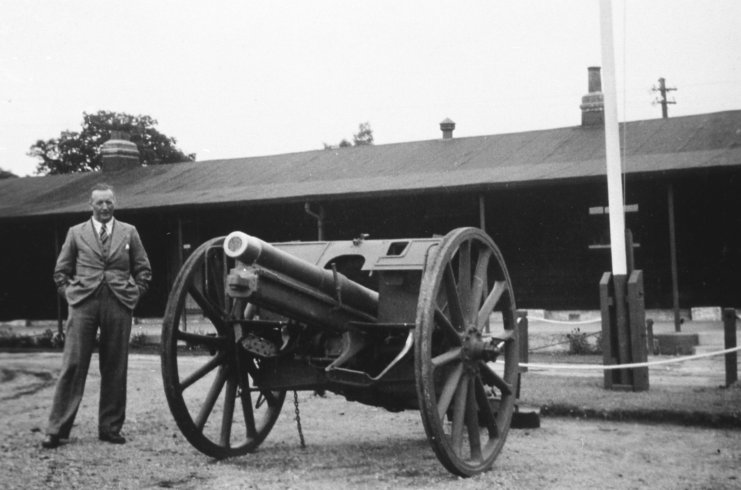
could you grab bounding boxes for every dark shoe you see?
[41,434,60,449]
[99,432,126,444]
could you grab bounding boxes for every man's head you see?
[90,183,116,223]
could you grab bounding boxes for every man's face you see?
[90,189,115,223]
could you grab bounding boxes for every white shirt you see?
[92,217,114,239]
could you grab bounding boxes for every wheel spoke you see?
[195,365,229,431]
[219,375,237,447]
[240,390,257,439]
[265,391,282,406]
[179,351,226,391]
[415,229,516,476]
[479,361,513,396]
[470,249,492,323]
[465,376,483,461]
[450,372,469,456]
[443,263,465,330]
[432,347,463,369]
[477,281,507,329]
[162,237,286,459]
[434,308,463,345]
[188,284,227,329]
[488,329,515,343]
[206,250,227,312]
[474,374,499,438]
[457,241,472,321]
[437,362,464,420]
[254,390,280,408]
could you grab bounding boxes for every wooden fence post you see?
[723,308,738,387]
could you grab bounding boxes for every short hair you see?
[90,183,115,201]
[91,183,114,193]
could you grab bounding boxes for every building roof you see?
[2,110,741,219]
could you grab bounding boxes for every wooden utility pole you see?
[653,78,677,119]
[667,184,681,332]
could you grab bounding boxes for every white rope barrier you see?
[526,317,601,325]
[514,345,741,371]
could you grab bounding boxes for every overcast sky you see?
[1,0,740,177]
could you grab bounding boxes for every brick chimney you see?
[580,67,604,127]
[440,118,455,139]
[100,131,140,172]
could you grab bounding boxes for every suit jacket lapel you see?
[109,220,125,257]
[81,219,104,258]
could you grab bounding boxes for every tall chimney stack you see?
[100,131,140,172]
[440,118,455,139]
[580,67,604,127]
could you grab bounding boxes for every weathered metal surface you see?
[233,233,442,272]
[161,237,286,459]
[224,232,381,316]
[227,265,377,330]
[161,228,519,478]
[415,228,519,476]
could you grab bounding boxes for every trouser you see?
[46,283,132,438]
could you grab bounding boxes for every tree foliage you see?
[323,122,374,150]
[352,122,374,146]
[28,111,195,175]
[0,168,18,179]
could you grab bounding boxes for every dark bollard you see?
[517,310,529,374]
[646,319,655,355]
[512,309,539,429]
[723,308,738,387]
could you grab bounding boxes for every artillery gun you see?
[161,228,519,477]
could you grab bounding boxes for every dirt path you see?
[1,352,739,489]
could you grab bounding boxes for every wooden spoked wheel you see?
[161,237,285,459]
[415,228,519,477]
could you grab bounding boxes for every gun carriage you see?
[161,227,519,477]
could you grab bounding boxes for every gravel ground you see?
[1,351,740,490]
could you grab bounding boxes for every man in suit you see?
[42,183,152,449]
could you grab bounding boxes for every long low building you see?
[1,73,739,322]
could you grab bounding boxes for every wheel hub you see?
[461,325,500,363]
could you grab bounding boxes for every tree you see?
[0,168,18,179]
[352,122,374,146]
[28,111,196,175]
[323,122,374,149]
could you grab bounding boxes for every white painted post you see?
[599,0,627,276]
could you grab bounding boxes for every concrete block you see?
[646,309,692,322]
[134,317,163,325]
[655,332,699,356]
[525,309,546,320]
[0,319,29,327]
[28,320,57,327]
[691,307,722,321]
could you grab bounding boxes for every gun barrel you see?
[224,232,379,316]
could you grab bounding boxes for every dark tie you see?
[100,225,109,245]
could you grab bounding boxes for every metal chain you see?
[293,391,306,449]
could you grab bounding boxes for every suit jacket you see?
[54,219,152,310]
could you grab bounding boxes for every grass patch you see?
[0,328,63,349]
[565,328,602,355]
[519,353,741,427]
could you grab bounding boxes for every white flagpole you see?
[600,0,627,275]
